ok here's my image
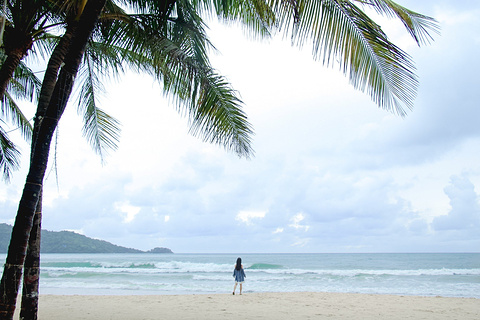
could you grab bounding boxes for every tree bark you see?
[0,177,42,319]
[19,192,42,320]
[17,23,76,320]
[0,52,23,99]
[0,0,107,318]
[33,23,76,128]
[0,26,33,99]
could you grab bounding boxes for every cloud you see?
[2,1,479,253]
[291,238,310,248]
[235,210,267,225]
[433,175,480,231]
[115,201,141,223]
[272,228,284,234]
[289,213,310,232]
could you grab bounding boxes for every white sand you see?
[16,292,479,319]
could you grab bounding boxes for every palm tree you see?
[0,0,438,318]
[0,1,115,317]
[0,60,42,319]
[0,2,122,317]
[0,0,109,317]
[0,0,268,317]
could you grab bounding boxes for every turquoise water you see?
[2,253,479,297]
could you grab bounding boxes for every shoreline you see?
[20,292,479,319]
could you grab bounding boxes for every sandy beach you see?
[16,292,479,319]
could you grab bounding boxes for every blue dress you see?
[233,268,246,282]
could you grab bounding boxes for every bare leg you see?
[233,282,237,294]
[239,283,242,295]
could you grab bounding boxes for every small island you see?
[146,247,173,254]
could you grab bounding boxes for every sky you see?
[1,0,480,253]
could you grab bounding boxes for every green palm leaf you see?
[1,91,33,141]
[268,0,439,115]
[192,0,275,39]
[356,0,440,45]
[0,57,37,141]
[98,0,254,157]
[76,52,121,161]
[0,123,20,182]
[188,70,253,158]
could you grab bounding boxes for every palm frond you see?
[29,32,59,61]
[1,91,33,141]
[192,0,275,39]
[98,1,254,157]
[85,32,127,76]
[7,59,42,102]
[355,0,440,45]
[188,70,254,158]
[0,57,36,141]
[116,0,177,16]
[162,5,254,156]
[269,0,427,115]
[76,53,121,162]
[0,123,20,182]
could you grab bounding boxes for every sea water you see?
[1,253,479,297]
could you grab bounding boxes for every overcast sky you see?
[1,0,479,253]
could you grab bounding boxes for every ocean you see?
[2,253,479,298]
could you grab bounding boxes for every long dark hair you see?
[235,257,242,270]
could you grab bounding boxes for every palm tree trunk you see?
[19,191,42,320]
[0,0,107,318]
[34,23,76,126]
[0,50,24,99]
[16,24,76,320]
[0,17,74,320]
[0,25,33,99]
[0,177,42,319]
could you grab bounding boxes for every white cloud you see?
[273,228,284,234]
[289,213,310,232]
[2,1,480,253]
[433,175,480,231]
[235,210,267,225]
[291,238,310,248]
[115,201,141,223]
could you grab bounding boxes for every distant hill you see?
[0,223,172,254]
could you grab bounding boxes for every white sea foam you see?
[25,253,480,298]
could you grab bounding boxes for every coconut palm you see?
[0,0,268,317]
[0,0,438,318]
[0,0,121,159]
[0,2,123,316]
[0,0,109,316]
[0,1,119,317]
[0,63,39,318]
[0,44,48,320]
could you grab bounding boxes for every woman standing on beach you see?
[233,257,246,295]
